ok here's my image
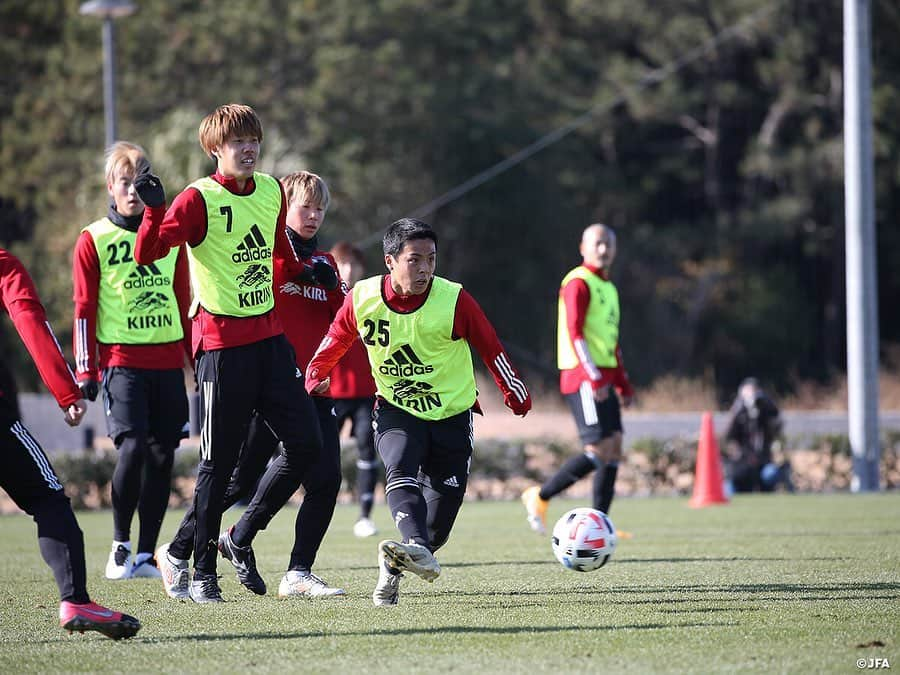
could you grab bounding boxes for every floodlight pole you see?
[80,0,137,148]
[101,17,117,147]
[843,0,880,491]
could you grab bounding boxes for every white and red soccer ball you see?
[551,508,617,572]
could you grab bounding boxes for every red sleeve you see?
[323,252,347,319]
[135,188,207,264]
[305,291,360,393]
[173,245,193,363]
[272,186,293,276]
[452,289,531,415]
[612,345,634,398]
[562,276,606,388]
[1,250,80,408]
[72,231,100,382]
[562,277,591,342]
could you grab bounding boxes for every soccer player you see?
[306,218,532,606]
[72,141,191,580]
[1,248,140,639]
[521,224,633,535]
[134,104,323,603]
[328,241,379,538]
[216,170,346,598]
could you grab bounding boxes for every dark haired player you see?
[306,218,532,606]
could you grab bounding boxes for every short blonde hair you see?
[104,141,149,185]
[281,171,330,210]
[198,104,263,159]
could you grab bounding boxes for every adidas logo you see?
[232,224,272,263]
[124,263,169,289]
[443,476,460,488]
[379,344,434,378]
[394,511,409,524]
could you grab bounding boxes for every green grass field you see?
[0,494,897,674]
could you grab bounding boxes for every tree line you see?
[1,0,898,402]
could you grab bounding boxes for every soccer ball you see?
[551,508,617,572]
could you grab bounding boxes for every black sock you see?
[385,485,429,546]
[136,442,174,554]
[111,433,144,543]
[358,465,376,519]
[540,453,599,500]
[593,462,618,513]
[34,495,90,603]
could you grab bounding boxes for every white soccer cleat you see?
[278,570,346,598]
[372,547,402,606]
[130,553,163,579]
[353,517,378,538]
[156,542,190,600]
[378,539,440,583]
[105,542,133,580]
[189,573,224,603]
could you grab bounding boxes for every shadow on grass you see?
[130,620,736,644]
[656,606,756,614]
[612,556,849,564]
[617,581,900,594]
[438,556,847,569]
[438,582,900,613]
[436,581,900,604]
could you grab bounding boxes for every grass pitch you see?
[0,493,897,674]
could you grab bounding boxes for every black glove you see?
[78,378,99,402]
[133,168,166,208]
[296,261,339,290]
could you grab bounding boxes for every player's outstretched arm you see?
[453,290,531,416]
[306,292,359,395]
[1,249,82,411]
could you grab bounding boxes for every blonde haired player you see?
[72,141,192,580]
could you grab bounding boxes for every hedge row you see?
[2,432,898,513]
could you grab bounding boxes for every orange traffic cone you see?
[689,411,729,507]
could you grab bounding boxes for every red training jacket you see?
[328,335,376,399]
[273,244,345,372]
[0,248,81,408]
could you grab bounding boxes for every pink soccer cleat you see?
[59,600,141,640]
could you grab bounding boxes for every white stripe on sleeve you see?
[573,338,601,382]
[494,352,528,402]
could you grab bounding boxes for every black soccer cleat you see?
[217,527,267,595]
